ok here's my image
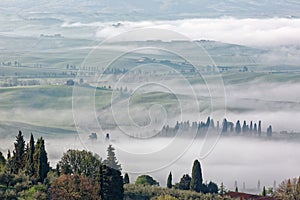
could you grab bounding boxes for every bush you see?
[21,184,47,200]
[136,175,159,186]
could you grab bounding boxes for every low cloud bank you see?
[62,18,300,47]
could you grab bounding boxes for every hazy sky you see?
[1,0,300,47]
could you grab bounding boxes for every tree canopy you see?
[190,159,204,193]
[136,175,159,186]
[58,149,102,180]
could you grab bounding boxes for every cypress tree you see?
[254,123,258,134]
[12,131,25,174]
[242,120,247,133]
[25,133,35,177]
[229,123,234,132]
[235,120,241,134]
[56,163,60,177]
[190,159,203,192]
[258,121,262,136]
[33,137,49,183]
[0,152,5,168]
[222,118,228,133]
[206,117,210,128]
[7,150,12,174]
[262,186,266,196]
[267,125,272,137]
[210,119,215,129]
[167,171,172,189]
[7,150,11,160]
[124,173,130,184]
[220,182,225,196]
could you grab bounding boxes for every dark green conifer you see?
[124,173,130,184]
[190,159,203,192]
[25,133,35,177]
[262,186,266,196]
[12,131,25,174]
[33,137,49,183]
[167,171,172,189]
[102,145,124,200]
[104,145,121,171]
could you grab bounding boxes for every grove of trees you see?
[0,131,124,199]
[160,117,273,138]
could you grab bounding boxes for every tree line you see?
[160,117,273,137]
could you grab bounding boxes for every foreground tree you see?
[25,133,35,178]
[11,131,25,174]
[207,181,218,194]
[219,182,225,196]
[190,160,204,193]
[102,164,124,200]
[101,145,124,200]
[104,145,121,171]
[0,152,6,170]
[124,173,130,184]
[262,186,266,196]
[178,174,191,190]
[276,177,300,200]
[49,174,100,200]
[33,137,49,183]
[58,149,102,180]
[167,172,172,189]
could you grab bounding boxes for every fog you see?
[84,18,300,47]
[1,134,299,193]
[55,136,300,192]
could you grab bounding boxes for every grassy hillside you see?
[0,85,113,135]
